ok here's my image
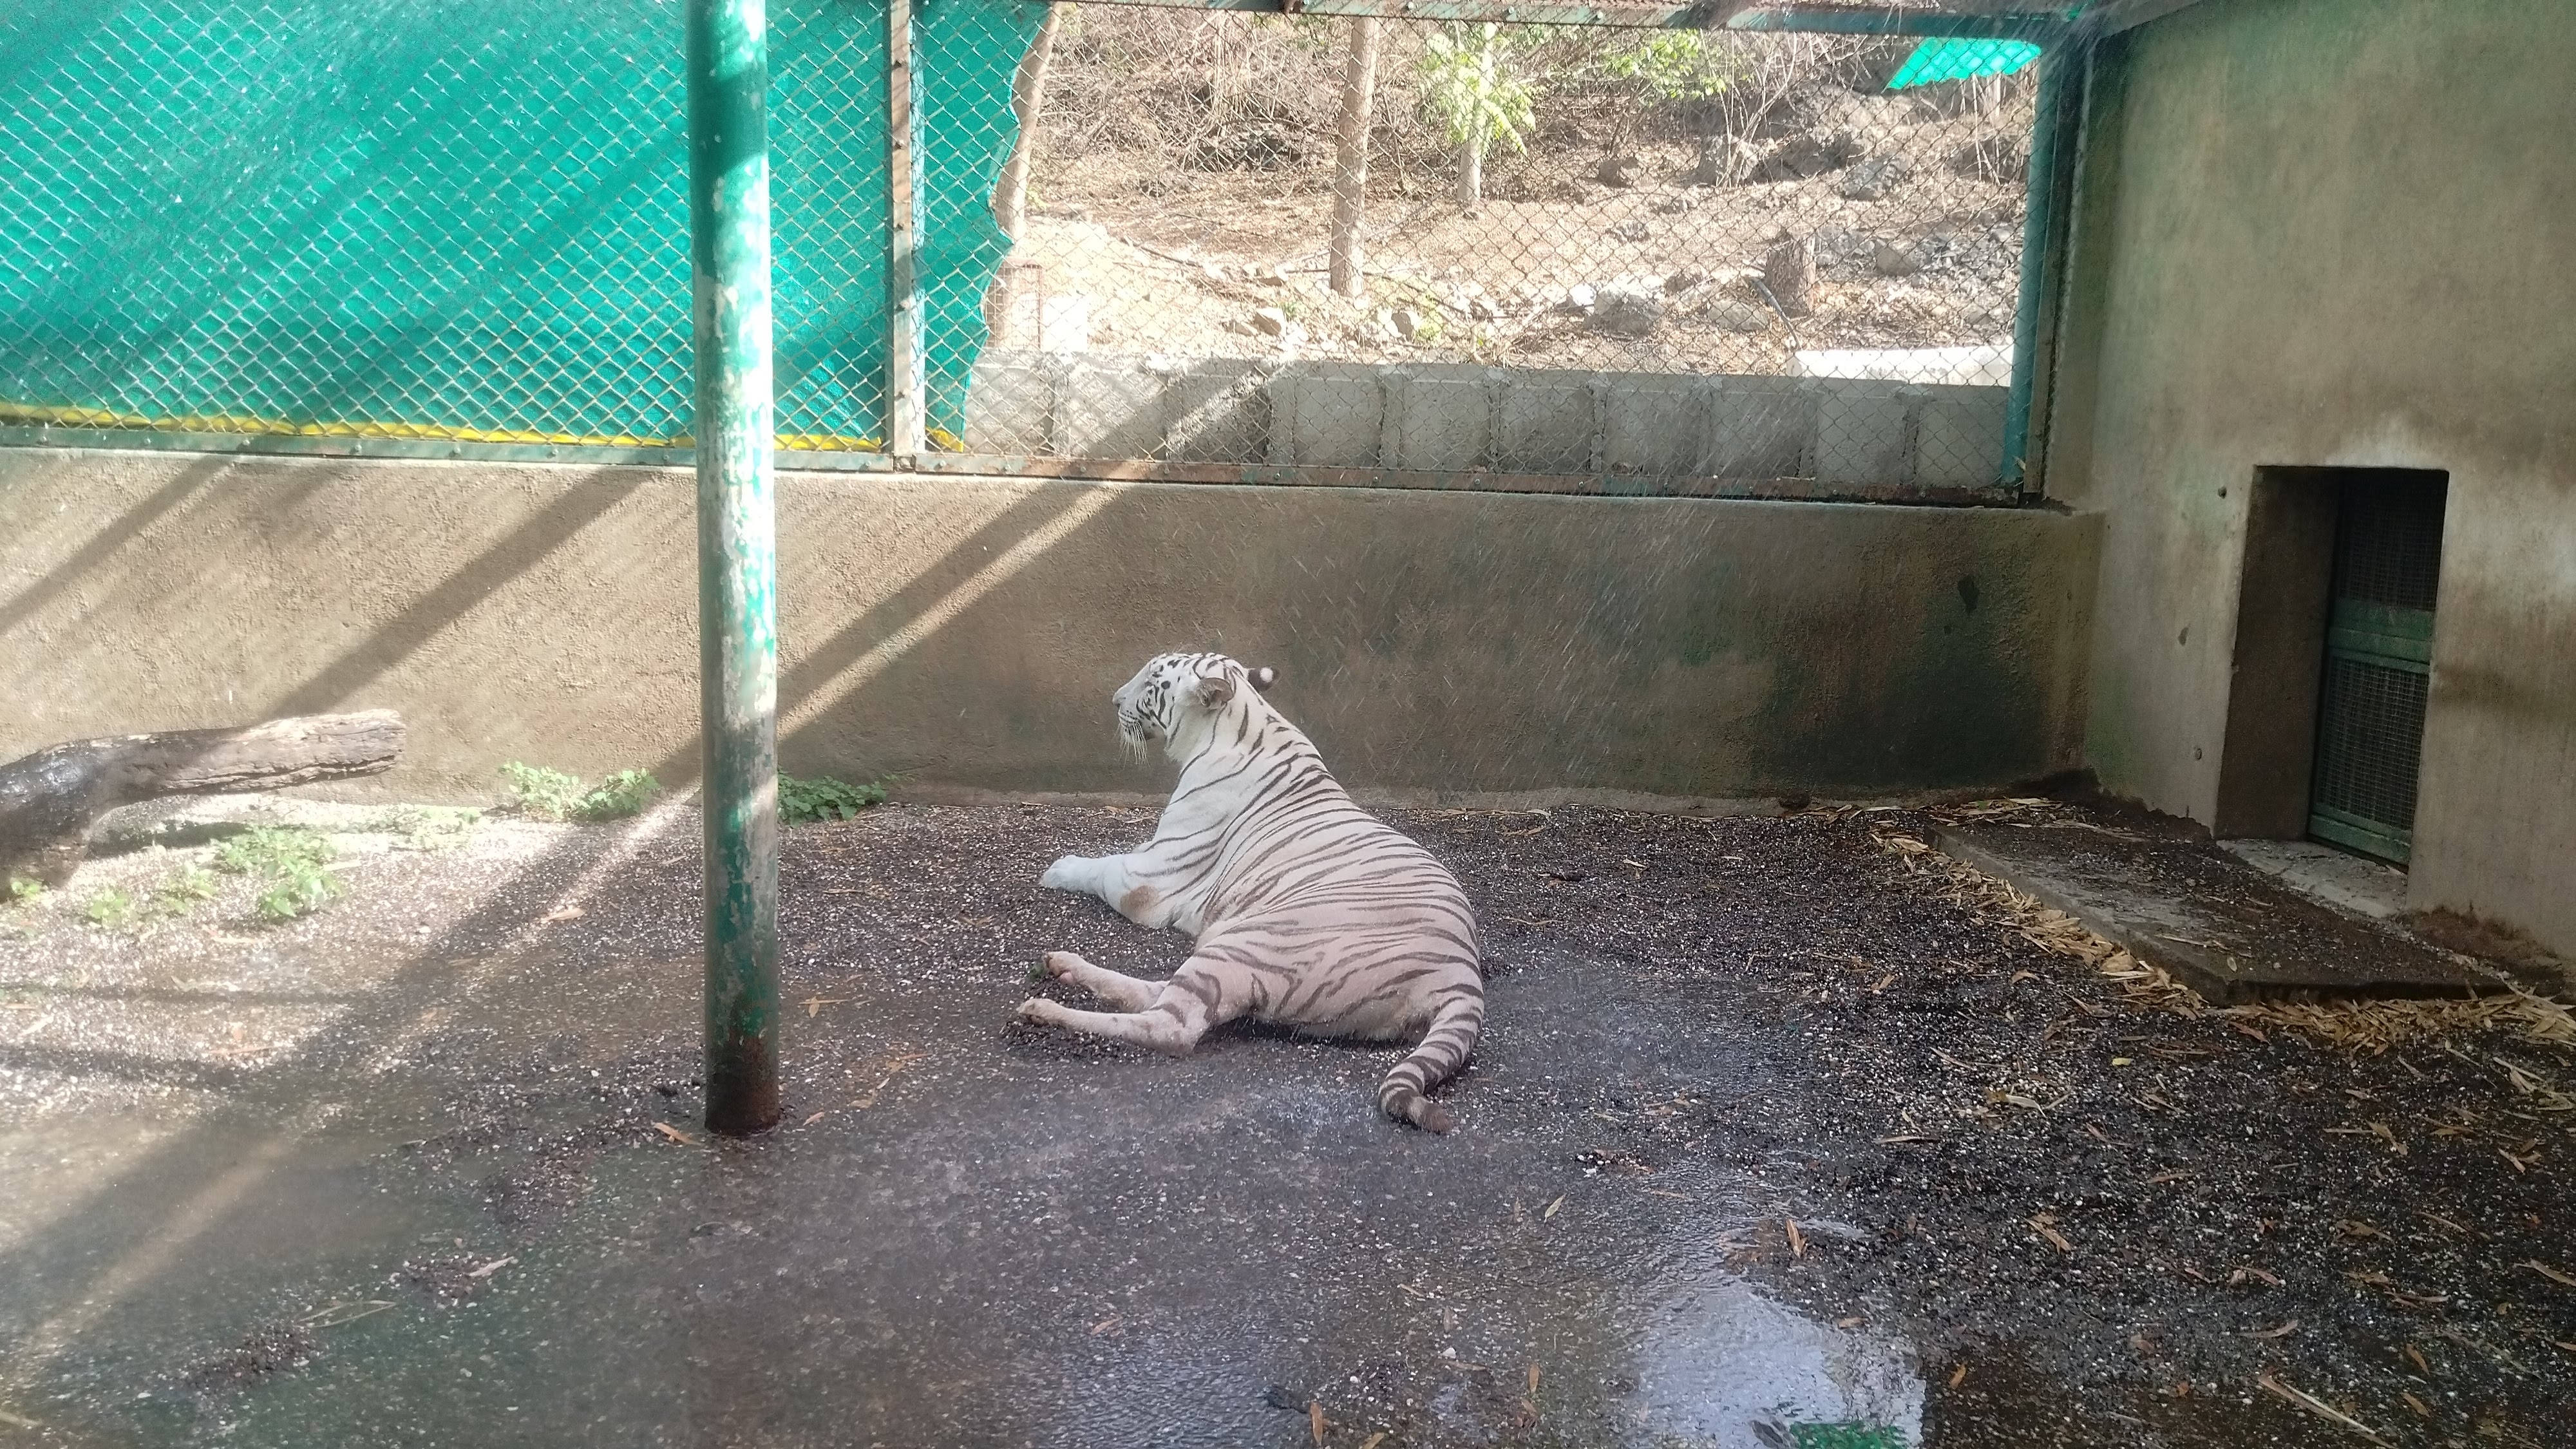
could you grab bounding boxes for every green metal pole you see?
[2001,46,2072,488]
[687,0,781,1135]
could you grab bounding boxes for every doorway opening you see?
[2306,471,2447,864]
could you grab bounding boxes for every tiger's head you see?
[1112,651,1277,757]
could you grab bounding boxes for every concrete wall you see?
[967,351,2011,492]
[2047,0,2576,951]
[1,447,2096,808]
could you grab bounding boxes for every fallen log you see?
[0,710,406,887]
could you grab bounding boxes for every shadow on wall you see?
[1,450,2091,802]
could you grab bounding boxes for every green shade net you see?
[1886,37,2043,90]
[0,0,1041,448]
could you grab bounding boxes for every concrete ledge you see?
[967,350,2009,495]
[2,446,2096,803]
[1933,816,2489,1004]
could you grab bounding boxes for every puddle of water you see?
[1633,1274,1922,1448]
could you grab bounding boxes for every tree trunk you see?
[1763,235,1817,319]
[0,710,406,886]
[992,2,1060,243]
[1327,17,1381,300]
[1457,137,1483,206]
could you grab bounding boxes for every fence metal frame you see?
[0,1,2092,497]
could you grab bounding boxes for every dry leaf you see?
[1361,1436,1387,1449]
[2523,1260,2576,1289]
[1786,1219,1806,1258]
[1948,1363,1967,1388]
[1526,1364,1540,1395]
[468,1256,515,1278]
[652,1122,697,1146]
[1089,1313,1122,1336]
[2403,1343,2430,1375]
[2256,1370,2385,1443]
[540,904,583,923]
[2028,1215,2072,1254]
[800,1111,826,1127]
[1871,972,1895,994]
[1834,1316,1864,1329]
[2401,1392,2430,1420]
[2148,1170,2195,1184]
[1308,1401,1326,1446]
[2241,1320,2300,1340]
[1877,1134,1936,1145]
[803,996,849,1018]
[1543,1195,1564,1220]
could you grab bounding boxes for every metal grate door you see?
[2309,473,2445,863]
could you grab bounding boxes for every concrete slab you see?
[1392,373,1491,473]
[1812,385,1912,487]
[2219,838,2409,922]
[1490,373,1595,475]
[1706,378,1815,480]
[963,355,1060,455]
[1057,357,1168,460]
[1911,386,2009,490]
[1273,365,1387,468]
[1600,375,1708,479]
[1933,810,2490,1003]
[1159,359,1270,465]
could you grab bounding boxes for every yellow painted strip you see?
[1,400,898,454]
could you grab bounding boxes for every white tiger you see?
[1018,651,1484,1132]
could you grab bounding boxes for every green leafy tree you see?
[1599,33,1742,178]
[1417,23,1536,205]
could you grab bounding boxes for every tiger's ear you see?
[1247,665,1276,693]
[1193,670,1236,710]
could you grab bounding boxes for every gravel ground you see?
[1,796,2570,1447]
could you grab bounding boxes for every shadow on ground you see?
[1,802,2569,1447]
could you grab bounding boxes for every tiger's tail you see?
[1378,989,1484,1134]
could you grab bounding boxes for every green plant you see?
[366,805,482,850]
[81,886,138,928]
[256,858,345,922]
[5,877,42,907]
[1418,23,1537,204]
[214,824,336,878]
[500,762,657,822]
[214,825,345,922]
[1598,32,1739,106]
[498,761,585,820]
[576,768,658,822]
[780,775,887,825]
[1599,33,1742,174]
[154,867,219,916]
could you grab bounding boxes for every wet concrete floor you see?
[2,799,2570,1447]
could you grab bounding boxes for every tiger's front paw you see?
[1039,856,1091,892]
[1016,996,1068,1026]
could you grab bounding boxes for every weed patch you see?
[781,775,886,825]
[500,762,658,822]
[80,886,138,928]
[365,805,482,850]
[153,866,219,916]
[214,826,345,922]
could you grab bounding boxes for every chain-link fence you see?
[1,0,2049,495]
[946,5,2040,493]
